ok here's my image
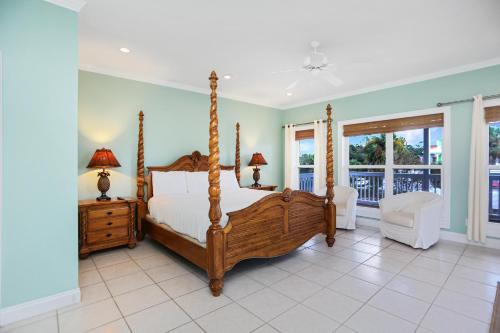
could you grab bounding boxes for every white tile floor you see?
[1,226,498,333]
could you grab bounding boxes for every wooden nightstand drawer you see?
[88,216,129,232]
[87,227,129,244]
[88,206,129,219]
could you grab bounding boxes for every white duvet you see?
[148,188,274,243]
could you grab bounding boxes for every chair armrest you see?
[414,199,444,227]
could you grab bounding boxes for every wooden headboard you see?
[144,151,235,200]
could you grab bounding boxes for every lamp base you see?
[252,167,261,187]
[96,194,112,201]
[96,169,111,202]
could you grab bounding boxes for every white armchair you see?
[379,192,444,249]
[333,186,359,230]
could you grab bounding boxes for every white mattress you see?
[148,188,274,243]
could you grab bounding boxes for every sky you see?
[349,128,443,147]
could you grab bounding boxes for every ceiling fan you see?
[273,41,344,91]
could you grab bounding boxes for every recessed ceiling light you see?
[223,74,232,79]
[286,92,293,96]
[119,47,130,53]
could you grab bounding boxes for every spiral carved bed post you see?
[136,111,146,241]
[325,104,337,247]
[206,71,224,296]
[235,122,241,185]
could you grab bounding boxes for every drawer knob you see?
[106,211,113,215]
[107,222,113,226]
[106,233,112,237]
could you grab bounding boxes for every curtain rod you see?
[437,93,500,107]
[281,119,327,129]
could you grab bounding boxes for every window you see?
[296,128,314,192]
[488,122,500,222]
[340,109,450,226]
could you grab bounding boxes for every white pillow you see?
[186,172,209,194]
[152,171,187,196]
[220,170,240,192]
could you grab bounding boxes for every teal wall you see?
[0,1,78,307]
[78,71,283,199]
[282,65,500,234]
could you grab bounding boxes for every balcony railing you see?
[348,170,441,207]
[489,172,500,222]
[299,172,314,192]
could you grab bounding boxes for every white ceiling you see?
[79,0,500,109]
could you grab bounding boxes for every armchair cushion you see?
[336,203,346,216]
[381,211,414,228]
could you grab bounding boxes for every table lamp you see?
[248,152,268,187]
[87,148,121,201]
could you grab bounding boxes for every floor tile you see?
[157,273,205,298]
[125,301,191,333]
[79,269,102,287]
[386,275,440,303]
[334,326,357,333]
[316,256,359,273]
[92,250,130,268]
[99,260,141,280]
[222,274,265,300]
[387,243,422,254]
[376,248,418,263]
[245,265,290,286]
[196,303,263,333]
[1,316,58,333]
[105,271,154,296]
[458,255,500,274]
[238,288,296,322]
[348,264,395,285]
[252,325,280,333]
[363,255,407,273]
[334,248,374,263]
[303,288,363,322]
[360,236,394,248]
[345,305,416,333]
[86,319,131,333]
[79,258,97,273]
[434,289,493,323]
[169,322,204,333]
[400,264,449,286]
[368,288,430,323]
[452,264,500,287]
[145,262,190,283]
[59,282,111,313]
[337,232,367,241]
[412,256,455,274]
[126,241,162,259]
[420,305,489,333]
[309,242,346,255]
[420,247,461,264]
[176,287,232,318]
[329,237,358,247]
[114,284,169,316]
[271,275,322,301]
[444,275,496,303]
[134,253,175,270]
[270,304,340,333]
[58,298,122,333]
[295,248,330,263]
[351,242,383,254]
[295,264,343,286]
[271,255,312,273]
[329,275,380,302]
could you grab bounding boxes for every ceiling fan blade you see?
[323,71,344,87]
[286,79,300,90]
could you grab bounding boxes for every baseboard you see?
[0,288,80,326]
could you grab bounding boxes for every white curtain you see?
[467,95,489,243]
[313,120,327,194]
[284,124,298,189]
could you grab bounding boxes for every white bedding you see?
[148,188,274,243]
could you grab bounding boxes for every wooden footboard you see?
[223,189,327,270]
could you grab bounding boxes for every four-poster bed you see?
[136,71,336,296]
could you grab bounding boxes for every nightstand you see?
[244,185,278,191]
[78,198,137,259]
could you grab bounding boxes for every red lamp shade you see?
[87,148,121,169]
[248,153,268,166]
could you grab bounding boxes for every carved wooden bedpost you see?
[325,104,336,247]
[206,71,224,296]
[136,111,146,241]
[235,122,241,185]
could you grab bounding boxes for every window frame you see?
[295,124,315,192]
[338,107,451,228]
[485,98,500,237]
